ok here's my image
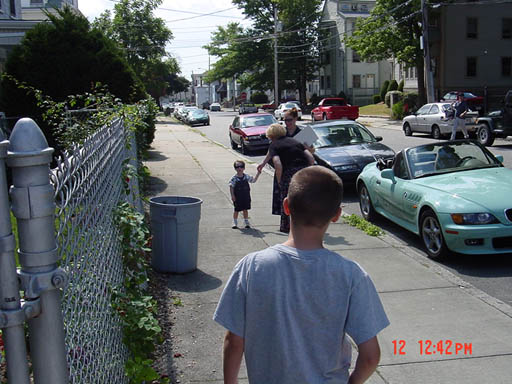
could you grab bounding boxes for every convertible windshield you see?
[406,141,501,178]
[313,123,376,148]
[241,115,276,127]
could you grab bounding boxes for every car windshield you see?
[464,92,477,98]
[241,115,276,127]
[284,103,298,109]
[312,123,376,148]
[191,110,207,116]
[243,103,255,107]
[406,141,501,178]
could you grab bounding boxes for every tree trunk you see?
[298,59,307,107]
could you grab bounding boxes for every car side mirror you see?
[495,155,504,163]
[381,168,396,182]
[229,125,233,129]
[375,136,383,142]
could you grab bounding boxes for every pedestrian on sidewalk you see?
[450,93,469,140]
[214,166,389,384]
[229,160,261,229]
[265,123,314,233]
[257,108,313,219]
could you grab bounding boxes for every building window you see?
[353,75,361,88]
[361,4,368,12]
[351,4,358,11]
[320,76,324,89]
[502,57,512,77]
[466,57,477,77]
[326,75,331,89]
[503,18,512,39]
[352,50,361,63]
[466,18,478,39]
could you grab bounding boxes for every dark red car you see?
[229,113,277,154]
[440,91,484,115]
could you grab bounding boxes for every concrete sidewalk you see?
[146,118,512,384]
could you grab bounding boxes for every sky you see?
[79,0,252,81]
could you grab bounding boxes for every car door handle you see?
[376,180,381,185]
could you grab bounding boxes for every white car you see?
[274,102,302,120]
[210,103,222,112]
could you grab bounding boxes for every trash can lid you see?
[149,195,203,207]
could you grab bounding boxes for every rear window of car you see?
[323,99,346,106]
[242,115,276,127]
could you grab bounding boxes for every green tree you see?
[165,74,190,96]
[344,0,427,104]
[0,7,145,149]
[93,0,176,101]
[204,0,323,106]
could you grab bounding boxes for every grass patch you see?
[359,103,391,117]
[343,214,383,237]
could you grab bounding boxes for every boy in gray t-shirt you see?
[214,166,389,384]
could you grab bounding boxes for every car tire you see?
[477,124,495,146]
[323,113,327,121]
[230,134,238,149]
[404,123,412,136]
[240,140,249,155]
[358,183,377,222]
[420,210,448,260]
[431,125,441,140]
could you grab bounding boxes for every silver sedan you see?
[402,102,478,139]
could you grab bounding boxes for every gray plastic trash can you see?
[150,196,203,273]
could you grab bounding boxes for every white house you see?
[319,0,392,106]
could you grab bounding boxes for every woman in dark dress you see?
[265,123,315,233]
[257,108,309,216]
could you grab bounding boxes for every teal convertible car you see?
[356,140,512,259]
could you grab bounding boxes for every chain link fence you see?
[51,117,136,383]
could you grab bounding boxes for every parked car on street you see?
[229,113,277,154]
[440,91,484,115]
[357,140,510,259]
[202,101,211,110]
[262,101,276,111]
[274,102,303,120]
[311,98,359,121]
[210,102,222,112]
[239,102,258,114]
[185,109,210,126]
[402,102,478,139]
[307,120,395,184]
[177,106,198,121]
[475,90,512,146]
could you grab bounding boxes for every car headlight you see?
[334,164,358,171]
[450,213,499,225]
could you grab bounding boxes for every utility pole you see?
[273,5,279,107]
[421,0,435,102]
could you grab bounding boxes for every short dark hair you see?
[234,160,245,169]
[287,166,343,227]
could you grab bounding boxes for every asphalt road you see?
[186,110,512,308]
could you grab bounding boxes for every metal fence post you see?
[0,130,31,383]
[7,118,69,384]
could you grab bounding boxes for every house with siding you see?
[318,0,392,106]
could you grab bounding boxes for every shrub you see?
[398,79,404,92]
[392,100,405,120]
[251,92,268,104]
[309,93,321,105]
[380,80,389,102]
[387,80,399,92]
[403,92,419,113]
[373,94,381,104]
[385,90,403,108]
[337,90,347,99]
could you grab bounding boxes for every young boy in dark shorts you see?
[215,165,389,383]
[228,160,261,229]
